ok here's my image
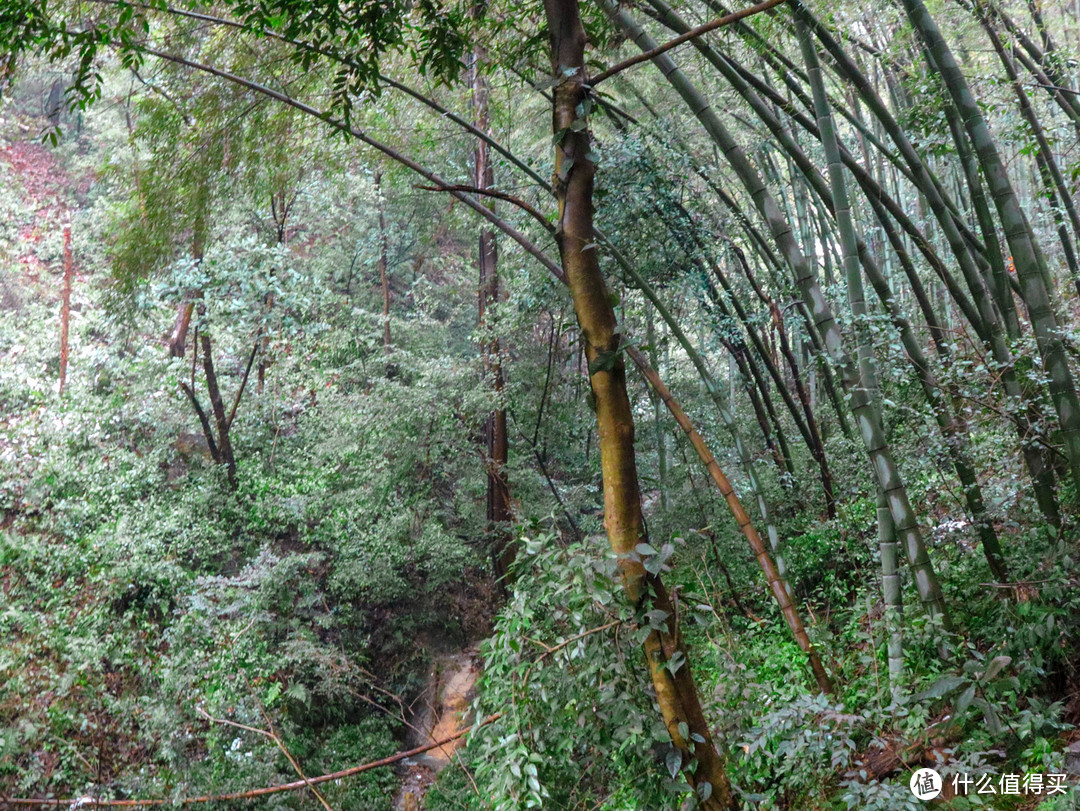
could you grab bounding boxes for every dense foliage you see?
[2,0,1080,807]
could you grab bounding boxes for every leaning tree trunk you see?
[542,0,734,804]
[626,345,835,695]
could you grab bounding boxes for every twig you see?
[980,578,1055,588]
[507,408,582,541]
[521,621,622,688]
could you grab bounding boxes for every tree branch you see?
[179,381,222,463]
[227,340,259,430]
[591,0,787,85]
[125,43,567,283]
[415,184,554,233]
[195,707,333,811]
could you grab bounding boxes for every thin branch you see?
[507,408,582,541]
[521,621,623,688]
[415,184,554,232]
[591,0,787,85]
[194,708,334,811]
[227,340,259,429]
[533,317,559,447]
[533,620,622,664]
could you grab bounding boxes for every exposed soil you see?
[393,651,481,811]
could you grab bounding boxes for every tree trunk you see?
[542,0,734,803]
[201,334,238,491]
[375,171,392,351]
[58,226,73,395]
[169,302,196,358]
[471,27,514,580]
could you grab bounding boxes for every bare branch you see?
[227,340,259,430]
[415,184,554,232]
[591,0,787,85]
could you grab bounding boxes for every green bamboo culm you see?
[599,0,952,628]
[797,2,1062,523]
[897,0,1080,491]
[793,11,904,693]
[791,0,1006,581]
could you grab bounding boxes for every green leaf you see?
[587,349,618,375]
[635,543,658,556]
[265,681,283,705]
[980,655,1011,683]
[644,609,670,626]
[915,674,966,700]
[697,781,713,802]
[956,685,976,715]
[665,748,682,779]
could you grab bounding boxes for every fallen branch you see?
[195,707,334,811]
[0,714,503,807]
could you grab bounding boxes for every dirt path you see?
[1,136,78,287]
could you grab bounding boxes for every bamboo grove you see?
[2,0,1080,805]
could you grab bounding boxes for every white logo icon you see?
[910,768,943,800]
